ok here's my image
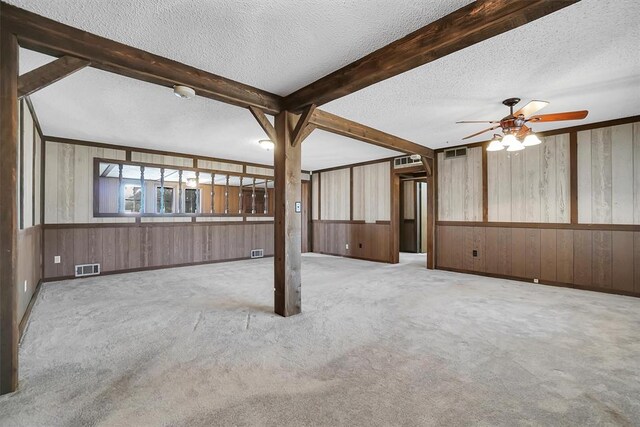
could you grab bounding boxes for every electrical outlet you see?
[24,280,27,292]
[359,243,362,248]
[54,256,61,264]
[345,243,349,250]
[472,250,478,257]
[533,278,539,284]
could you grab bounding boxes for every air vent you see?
[250,249,264,259]
[444,147,467,159]
[75,263,100,277]
[394,155,422,168]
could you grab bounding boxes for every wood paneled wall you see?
[438,147,482,221]
[352,162,390,222]
[312,222,391,263]
[311,173,319,220]
[42,223,274,279]
[319,168,350,220]
[487,135,570,222]
[437,224,639,296]
[17,227,42,321]
[131,152,193,168]
[578,123,640,224]
[45,141,129,224]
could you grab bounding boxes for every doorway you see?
[399,176,428,254]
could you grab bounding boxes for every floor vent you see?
[250,249,264,259]
[75,263,100,278]
[394,155,422,168]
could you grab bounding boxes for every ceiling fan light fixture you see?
[486,135,504,152]
[507,138,525,152]
[258,139,275,151]
[501,133,517,147]
[523,132,542,147]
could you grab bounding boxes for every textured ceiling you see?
[13,0,640,170]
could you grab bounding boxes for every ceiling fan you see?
[457,98,588,151]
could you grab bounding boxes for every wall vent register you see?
[75,263,101,277]
[444,147,467,159]
[250,249,264,259]
[394,155,422,168]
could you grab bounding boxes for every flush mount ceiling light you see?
[258,139,275,151]
[409,154,421,161]
[173,85,196,99]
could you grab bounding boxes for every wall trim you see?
[436,221,640,231]
[42,255,275,283]
[43,221,275,229]
[437,267,639,299]
[18,279,42,341]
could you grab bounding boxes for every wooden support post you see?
[18,55,89,98]
[273,111,302,317]
[0,24,19,395]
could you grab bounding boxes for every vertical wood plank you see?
[463,227,474,271]
[511,151,525,222]
[473,227,486,272]
[556,229,574,283]
[635,232,640,293]
[540,136,557,222]
[634,123,640,225]
[524,145,541,222]
[485,227,499,274]
[487,151,498,221]
[525,228,541,279]
[612,231,633,292]
[573,230,592,286]
[577,130,592,223]
[557,133,571,223]
[611,124,634,224]
[497,151,511,221]
[591,128,612,223]
[540,229,557,281]
[497,228,512,276]
[511,228,526,277]
[592,230,612,288]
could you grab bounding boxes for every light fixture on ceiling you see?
[173,85,196,99]
[409,154,421,161]
[501,133,517,147]
[258,139,275,151]
[486,135,504,152]
[186,178,198,188]
[506,137,525,152]
[523,131,542,147]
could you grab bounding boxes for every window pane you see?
[213,174,227,213]
[227,175,241,214]
[97,162,119,214]
[143,167,161,214]
[161,169,179,213]
[185,188,199,213]
[199,172,213,213]
[123,184,142,213]
[156,187,174,213]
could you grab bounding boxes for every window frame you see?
[93,157,275,218]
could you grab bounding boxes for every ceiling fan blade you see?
[528,110,589,123]
[517,125,531,138]
[462,125,500,140]
[456,120,500,124]
[513,100,549,118]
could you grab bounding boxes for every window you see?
[123,184,142,213]
[156,187,174,213]
[94,159,275,217]
[185,188,200,213]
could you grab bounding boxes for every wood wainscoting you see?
[43,222,275,280]
[312,220,392,263]
[17,225,43,324]
[436,223,640,297]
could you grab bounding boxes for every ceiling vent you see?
[444,147,468,159]
[394,155,422,169]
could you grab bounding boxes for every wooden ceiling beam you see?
[1,3,282,114]
[309,109,433,158]
[248,106,277,143]
[290,104,316,147]
[18,55,90,98]
[283,0,580,111]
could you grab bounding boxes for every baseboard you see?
[19,279,43,340]
[436,266,640,298]
[313,251,392,264]
[42,255,274,283]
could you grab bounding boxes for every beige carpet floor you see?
[1,253,639,426]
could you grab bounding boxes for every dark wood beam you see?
[420,157,432,177]
[273,111,302,317]
[248,106,277,143]
[2,3,282,114]
[18,55,90,98]
[309,109,433,158]
[284,0,579,111]
[0,24,19,395]
[290,104,316,147]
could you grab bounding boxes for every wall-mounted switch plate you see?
[345,243,349,250]
[24,280,27,292]
[54,256,61,264]
[472,250,478,257]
